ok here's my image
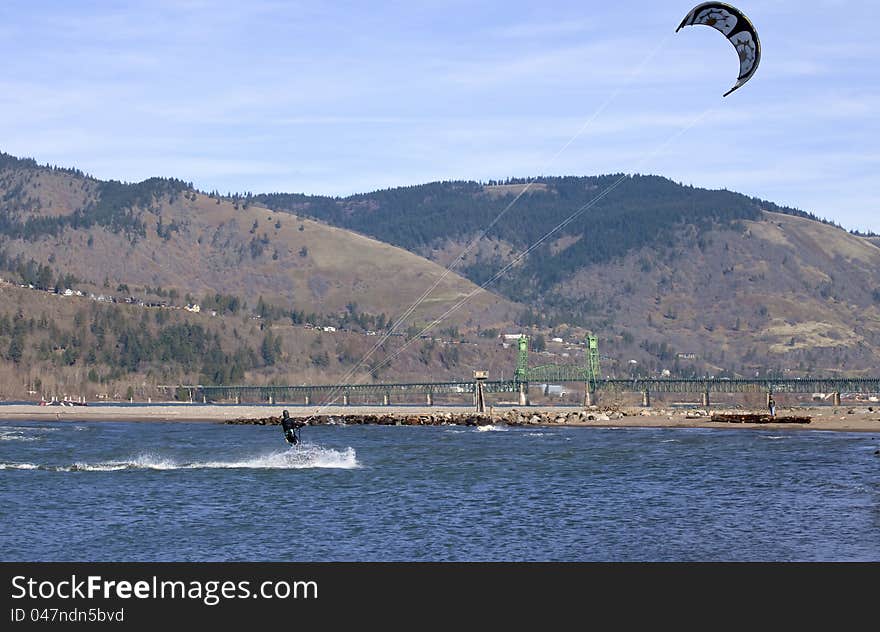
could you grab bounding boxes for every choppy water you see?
[1,420,878,561]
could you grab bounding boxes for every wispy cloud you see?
[486,19,596,39]
[0,1,876,230]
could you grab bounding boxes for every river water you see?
[1,420,878,561]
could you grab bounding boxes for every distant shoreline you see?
[1,404,879,433]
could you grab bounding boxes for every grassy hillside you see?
[0,282,521,401]
[254,175,826,299]
[256,174,880,376]
[554,212,880,377]
[0,153,515,329]
[2,150,879,383]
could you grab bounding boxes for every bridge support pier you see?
[833,392,841,407]
[518,383,529,406]
[426,393,433,406]
[475,382,486,413]
[343,394,350,406]
[642,390,651,408]
[383,393,390,406]
[584,390,595,407]
[473,371,489,413]
[701,391,710,408]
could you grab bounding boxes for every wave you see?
[0,426,60,442]
[195,445,360,470]
[0,445,360,472]
[476,424,509,432]
[0,431,41,442]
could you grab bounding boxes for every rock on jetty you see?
[226,408,631,427]
[709,413,811,424]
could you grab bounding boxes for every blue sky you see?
[0,1,877,230]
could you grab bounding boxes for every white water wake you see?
[0,445,360,472]
[475,424,509,432]
[0,426,60,442]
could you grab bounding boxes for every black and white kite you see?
[676,2,761,96]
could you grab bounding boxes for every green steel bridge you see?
[164,376,880,406]
[163,335,880,405]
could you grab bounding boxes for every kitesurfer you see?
[281,409,305,445]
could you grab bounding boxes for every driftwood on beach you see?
[709,413,812,425]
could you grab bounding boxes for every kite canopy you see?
[676,2,761,96]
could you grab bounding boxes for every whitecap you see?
[195,445,360,470]
[65,463,131,472]
[6,445,361,472]
[0,431,40,442]
[0,426,60,442]
[475,424,508,432]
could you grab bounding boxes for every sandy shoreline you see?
[1,403,879,433]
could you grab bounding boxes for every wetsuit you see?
[281,412,304,445]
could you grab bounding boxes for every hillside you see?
[254,175,823,300]
[0,281,521,401]
[0,153,514,329]
[256,175,880,376]
[557,211,880,377]
[864,236,880,249]
[2,150,880,388]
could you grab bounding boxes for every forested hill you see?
[0,151,512,326]
[254,176,818,296]
[3,150,880,379]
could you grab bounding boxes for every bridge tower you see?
[586,334,600,392]
[515,336,529,382]
[584,334,601,406]
[515,335,530,406]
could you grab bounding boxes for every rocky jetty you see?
[709,413,811,424]
[226,408,634,427]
